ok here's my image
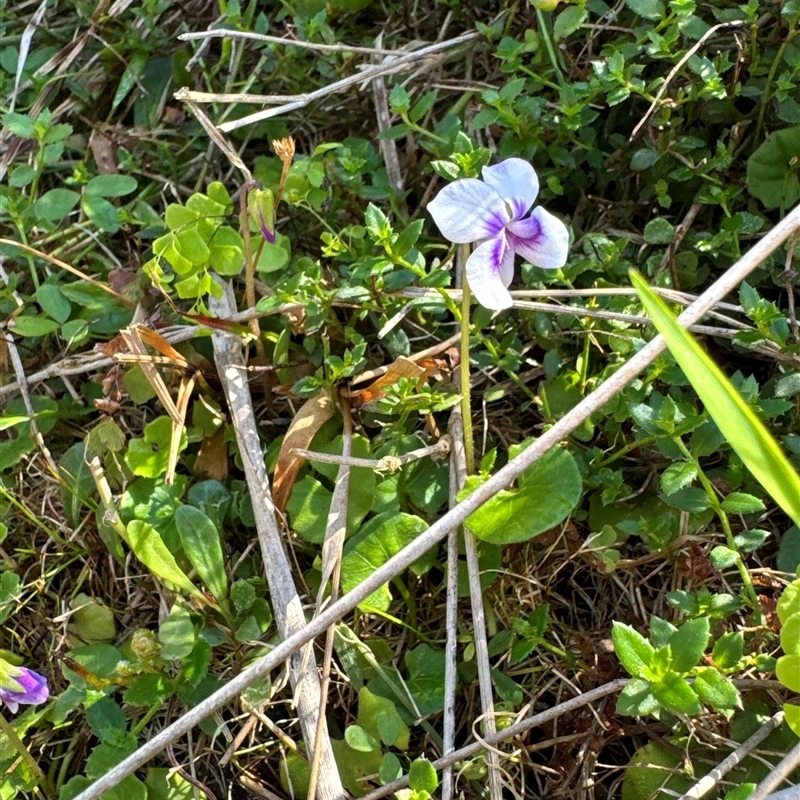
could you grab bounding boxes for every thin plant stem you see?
[459,245,475,474]
[672,437,762,619]
[0,712,53,796]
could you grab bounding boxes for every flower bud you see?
[248,187,276,244]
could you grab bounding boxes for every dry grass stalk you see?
[179,32,478,133]
[70,200,800,800]
[307,393,353,800]
[207,280,344,800]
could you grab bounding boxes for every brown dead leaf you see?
[89,131,118,174]
[273,390,336,512]
[350,356,426,408]
[195,426,228,481]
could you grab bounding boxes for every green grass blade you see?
[631,269,800,528]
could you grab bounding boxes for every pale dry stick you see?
[442,383,466,800]
[1,300,291,395]
[359,679,631,800]
[657,202,703,280]
[307,396,353,800]
[403,287,750,330]
[678,710,785,800]
[208,282,345,800]
[372,33,404,195]
[213,32,477,132]
[783,231,800,341]
[70,202,800,800]
[175,92,252,182]
[460,450,502,796]
[179,28,402,56]
[748,738,800,800]
[290,436,450,474]
[173,89,298,104]
[349,331,461,387]
[630,20,747,141]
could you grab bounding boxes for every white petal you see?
[466,235,515,311]
[427,179,509,244]
[482,158,539,221]
[507,206,569,269]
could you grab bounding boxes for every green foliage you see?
[459,444,582,544]
[4,0,800,795]
[614,617,742,719]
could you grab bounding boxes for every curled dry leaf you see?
[272,390,336,512]
[349,355,427,408]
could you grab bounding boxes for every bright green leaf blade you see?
[126,520,205,600]
[776,654,800,692]
[632,270,800,529]
[652,673,702,715]
[692,667,741,712]
[340,512,428,611]
[668,616,710,673]
[461,446,582,544]
[612,621,655,678]
[174,504,228,601]
[408,757,439,794]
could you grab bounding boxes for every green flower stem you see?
[460,250,475,475]
[755,24,798,146]
[399,114,449,145]
[535,8,566,88]
[0,712,53,796]
[672,437,762,620]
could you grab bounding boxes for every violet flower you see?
[0,661,49,713]
[427,158,570,310]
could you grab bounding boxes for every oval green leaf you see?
[461,446,582,544]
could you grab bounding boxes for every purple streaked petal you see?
[507,206,570,269]
[427,178,509,244]
[260,223,276,244]
[466,234,515,311]
[481,158,539,221]
[0,667,48,711]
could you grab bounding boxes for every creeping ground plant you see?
[427,158,570,310]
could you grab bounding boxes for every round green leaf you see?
[209,225,244,276]
[36,283,72,323]
[11,315,60,337]
[776,654,800,692]
[340,512,428,611]
[643,217,675,245]
[461,446,582,544]
[344,724,380,752]
[746,125,800,209]
[85,174,137,197]
[82,193,121,233]
[34,188,80,221]
[408,757,438,794]
[781,611,800,656]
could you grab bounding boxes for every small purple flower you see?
[428,158,570,310]
[0,664,49,714]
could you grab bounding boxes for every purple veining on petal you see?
[507,207,570,269]
[260,223,276,244]
[0,667,49,712]
[488,234,507,274]
[482,159,539,222]
[506,213,542,244]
